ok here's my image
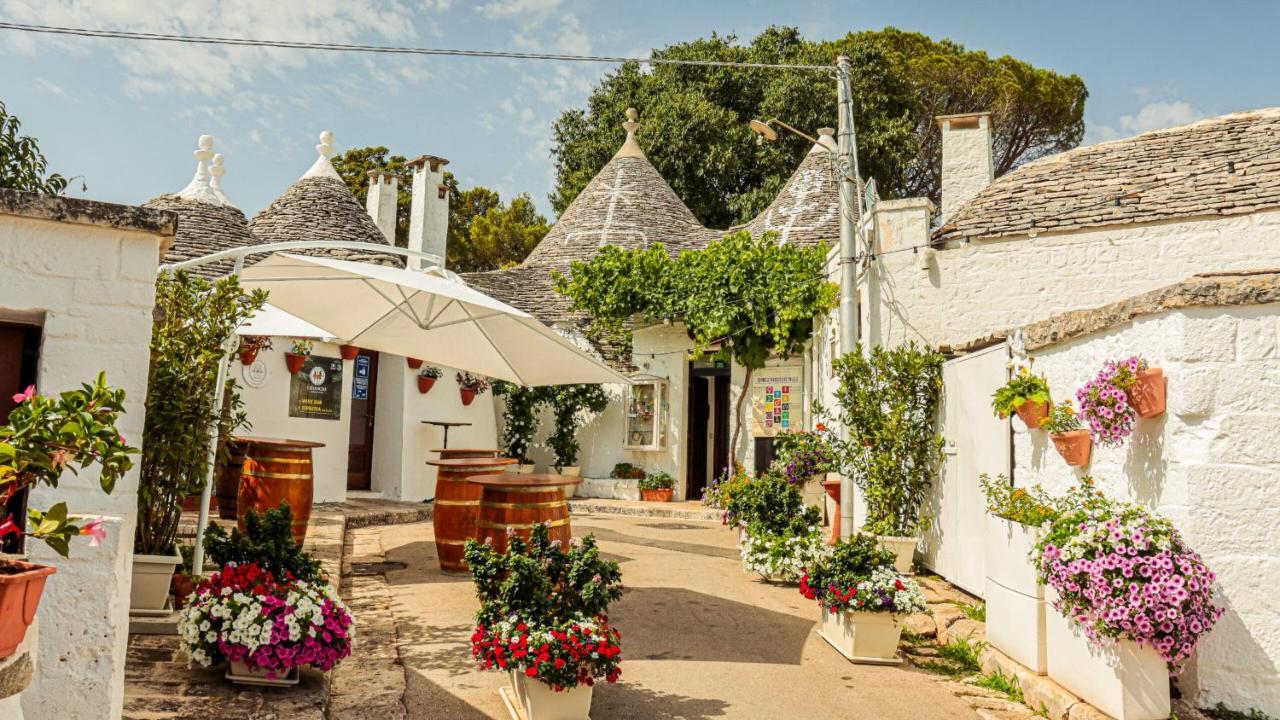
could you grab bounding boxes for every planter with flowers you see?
[771,428,836,510]
[456,372,490,407]
[237,336,272,366]
[465,522,623,720]
[0,375,136,656]
[638,471,674,502]
[991,359,1051,430]
[339,344,360,360]
[284,339,312,375]
[1034,479,1221,720]
[980,474,1058,674]
[417,366,442,395]
[736,473,825,582]
[1077,356,1164,449]
[801,533,925,664]
[1042,400,1091,467]
[1112,355,1165,419]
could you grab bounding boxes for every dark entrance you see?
[346,350,379,491]
[686,362,730,501]
[0,321,42,554]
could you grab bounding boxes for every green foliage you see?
[138,271,266,555]
[464,522,623,627]
[974,668,1025,703]
[803,533,895,594]
[991,362,1051,419]
[1207,704,1277,720]
[827,342,944,536]
[418,365,442,379]
[610,462,645,480]
[702,465,751,510]
[725,472,820,535]
[1040,399,1082,434]
[957,601,986,622]
[0,100,68,195]
[544,384,608,469]
[979,474,1059,527]
[202,503,324,583]
[0,374,136,556]
[917,636,985,677]
[464,193,550,272]
[637,471,674,491]
[551,27,1086,226]
[493,381,544,464]
[329,146,413,246]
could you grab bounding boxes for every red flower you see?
[525,667,538,678]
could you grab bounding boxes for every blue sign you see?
[353,376,369,400]
[354,355,371,378]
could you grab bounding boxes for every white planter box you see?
[984,516,1046,673]
[1044,588,1170,720]
[508,671,593,720]
[817,608,903,665]
[875,535,918,574]
[130,549,182,614]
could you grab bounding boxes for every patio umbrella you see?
[237,252,628,386]
[236,303,337,341]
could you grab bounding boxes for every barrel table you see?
[467,473,582,555]
[235,436,325,545]
[426,457,518,573]
[431,448,502,460]
[215,439,247,520]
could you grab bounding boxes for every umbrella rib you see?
[425,311,509,331]
[347,298,410,345]
[360,279,424,327]
[391,283,426,327]
[459,302,527,385]
[422,298,458,330]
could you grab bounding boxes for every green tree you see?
[462,194,551,272]
[554,230,837,453]
[331,146,413,246]
[0,100,68,195]
[551,26,1086,227]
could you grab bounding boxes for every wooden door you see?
[346,350,379,491]
[712,374,730,483]
[0,322,41,554]
[685,374,709,500]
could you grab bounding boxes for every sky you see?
[1,0,1278,220]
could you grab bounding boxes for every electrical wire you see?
[0,22,833,71]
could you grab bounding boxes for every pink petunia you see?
[10,386,34,405]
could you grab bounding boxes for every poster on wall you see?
[352,355,370,400]
[289,356,344,420]
[750,366,804,438]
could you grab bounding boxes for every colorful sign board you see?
[289,356,344,420]
[750,366,804,438]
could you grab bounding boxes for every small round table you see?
[431,447,502,460]
[234,436,326,544]
[421,420,473,448]
[467,473,582,554]
[425,457,518,573]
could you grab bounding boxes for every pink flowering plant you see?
[1076,357,1148,447]
[1035,480,1222,670]
[177,561,354,676]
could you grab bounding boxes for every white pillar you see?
[937,112,994,224]
[406,155,450,271]
[365,171,398,244]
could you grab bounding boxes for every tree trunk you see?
[730,366,753,467]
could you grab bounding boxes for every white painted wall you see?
[0,213,165,720]
[1009,305,1280,714]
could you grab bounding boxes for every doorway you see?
[686,362,730,501]
[0,321,42,554]
[347,349,379,491]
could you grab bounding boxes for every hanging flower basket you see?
[459,387,477,406]
[0,560,55,660]
[284,352,307,374]
[417,376,437,394]
[1013,399,1050,430]
[406,357,424,370]
[238,347,260,366]
[339,345,360,360]
[1126,367,1166,418]
[1051,430,1092,466]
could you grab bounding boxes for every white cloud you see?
[1087,100,1208,144]
[35,77,66,98]
[475,0,562,20]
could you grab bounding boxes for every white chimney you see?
[406,155,450,271]
[365,170,398,243]
[937,112,994,224]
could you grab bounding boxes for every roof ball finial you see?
[623,107,639,133]
[317,130,336,159]
[614,108,646,159]
[209,153,234,207]
[176,133,222,205]
[197,134,214,152]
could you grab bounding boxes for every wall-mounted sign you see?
[241,358,269,389]
[751,366,804,438]
[352,355,371,400]
[289,356,343,420]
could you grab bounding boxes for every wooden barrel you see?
[431,448,502,460]
[469,474,581,555]
[216,440,247,520]
[426,457,517,573]
[236,438,324,545]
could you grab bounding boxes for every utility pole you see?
[835,55,863,538]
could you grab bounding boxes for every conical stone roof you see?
[730,135,840,248]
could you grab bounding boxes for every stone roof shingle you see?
[145,194,257,278]
[249,176,398,267]
[729,145,840,249]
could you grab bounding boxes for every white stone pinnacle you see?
[302,129,343,181]
[613,107,646,159]
[209,153,235,208]
[176,133,223,205]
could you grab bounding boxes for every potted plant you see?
[406,357,424,370]
[638,471,675,502]
[1034,480,1221,719]
[456,372,490,407]
[339,344,360,360]
[1111,355,1166,418]
[494,382,543,472]
[546,384,608,477]
[0,375,135,657]
[465,523,623,719]
[284,339,312,374]
[771,428,836,509]
[137,271,265,612]
[800,533,926,664]
[1041,400,1091,466]
[991,359,1051,429]
[417,365,442,394]
[738,478,824,582]
[171,543,197,611]
[237,335,271,365]
[980,474,1059,674]
[1076,359,1140,448]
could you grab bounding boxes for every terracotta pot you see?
[460,387,477,406]
[417,376,437,394]
[284,352,307,374]
[822,479,842,545]
[0,560,55,660]
[406,357,424,370]
[179,492,207,512]
[339,344,360,360]
[238,347,259,366]
[171,573,195,611]
[1126,367,1166,418]
[1013,399,1050,430]
[640,488,673,502]
[1051,430,1092,466]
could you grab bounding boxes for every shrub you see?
[771,429,835,485]
[741,524,827,582]
[493,382,542,464]
[727,472,819,534]
[979,474,1059,527]
[202,503,324,583]
[638,471,674,491]
[610,463,645,480]
[1040,399,1082,434]
[545,384,608,470]
[990,360,1050,418]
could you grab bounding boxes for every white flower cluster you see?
[854,566,928,615]
[740,526,829,582]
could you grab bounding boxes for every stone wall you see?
[1011,304,1280,714]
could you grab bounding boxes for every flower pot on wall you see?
[510,670,593,720]
[417,376,436,394]
[984,516,1046,674]
[1126,367,1166,419]
[225,660,301,687]
[171,573,195,611]
[818,609,903,664]
[130,548,182,613]
[640,488,673,503]
[821,479,842,545]
[406,357,424,370]
[874,535,918,574]
[1044,588,1170,720]
[1013,400,1050,430]
[284,352,307,374]
[459,387,477,406]
[238,348,259,366]
[339,345,360,360]
[1051,430,1092,467]
[0,561,54,660]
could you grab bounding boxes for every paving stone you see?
[942,618,987,646]
[931,602,968,632]
[976,708,1036,720]
[1067,702,1113,720]
[904,611,938,638]
[918,576,982,605]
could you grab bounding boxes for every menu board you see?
[751,366,804,438]
[289,356,344,420]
